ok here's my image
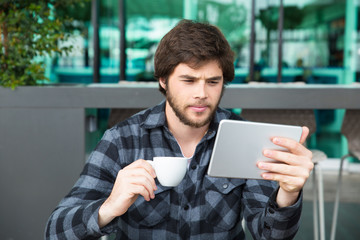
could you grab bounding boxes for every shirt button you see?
[264,222,271,229]
[184,205,189,210]
[268,208,275,214]
[222,183,229,189]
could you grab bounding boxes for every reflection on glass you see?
[44,0,356,159]
[49,0,355,86]
[251,0,346,84]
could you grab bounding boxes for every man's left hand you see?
[257,126,314,207]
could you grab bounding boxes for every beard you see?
[166,88,223,128]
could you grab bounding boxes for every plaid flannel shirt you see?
[45,100,302,240]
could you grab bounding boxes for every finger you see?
[130,183,154,201]
[143,161,157,178]
[299,126,309,145]
[262,149,314,173]
[271,137,312,159]
[263,149,297,165]
[122,170,157,200]
[125,159,157,178]
[130,174,157,195]
[257,161,310,178]
[261,173,306,193]
[263,149,313,168]
[126,168,157,191]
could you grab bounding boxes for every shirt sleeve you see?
[242,179,302,240]
[45,129,121,239]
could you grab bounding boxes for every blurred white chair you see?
[241,109,326,240]
[330,109,360,240]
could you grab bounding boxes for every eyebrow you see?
[178,75,223,81]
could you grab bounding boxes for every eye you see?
[182,79,194,83]
[208,80,220,85]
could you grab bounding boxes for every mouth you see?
[189,105,208,113]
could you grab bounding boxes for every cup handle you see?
[146,160,156,177]
[146,160,154,168]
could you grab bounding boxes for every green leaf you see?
[0,0,90,88]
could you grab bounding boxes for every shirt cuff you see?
[267,187,303,221]
[85,199,117,236]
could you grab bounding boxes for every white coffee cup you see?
[147,157,188,187]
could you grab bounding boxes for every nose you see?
[193,81,207,99]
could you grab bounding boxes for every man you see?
[45,20,313,239]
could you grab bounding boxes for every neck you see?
[165,102,209,158]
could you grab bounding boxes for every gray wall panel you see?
[1,83,360,239]
[0,108,85,239]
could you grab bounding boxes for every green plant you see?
[0,0,89,88]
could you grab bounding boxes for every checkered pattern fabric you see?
[45,100,302,239]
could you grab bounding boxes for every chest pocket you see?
[202,176,245,231]
[126,185,171,227]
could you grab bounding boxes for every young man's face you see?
[160,60,224,128]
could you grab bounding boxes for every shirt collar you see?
[141,100,167,129]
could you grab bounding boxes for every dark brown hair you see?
[154,19,235,95]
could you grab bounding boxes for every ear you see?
[159,77,167,90]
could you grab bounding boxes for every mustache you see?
[186,101,211,107]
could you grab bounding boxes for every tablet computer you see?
[207,119,303,179]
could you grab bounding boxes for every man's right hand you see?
[98,159,157,228]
